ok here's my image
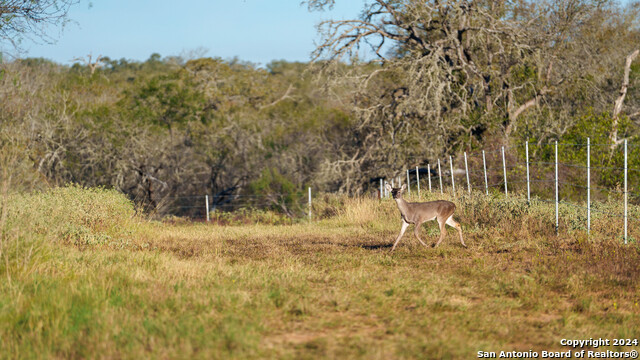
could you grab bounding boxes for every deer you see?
[385,183,465,251]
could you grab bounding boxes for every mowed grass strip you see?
[1,186,639,359]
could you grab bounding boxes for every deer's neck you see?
[394,197,411,217]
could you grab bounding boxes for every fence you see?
[159,187,314,222]
[145,139,637,242]
[383,138,639,244]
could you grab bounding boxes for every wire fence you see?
[142,139,637,243]
[152,189,314,222]
[386,138,638,244]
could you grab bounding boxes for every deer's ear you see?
[401,184,406,191]
[385,183,392,192]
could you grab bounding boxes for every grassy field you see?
[1,186,639,359]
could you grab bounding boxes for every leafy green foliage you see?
[123,70,208,130]
[248,168,306,217]
[0,55,354,216]
[513,111,640,201]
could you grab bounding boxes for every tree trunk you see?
[506,87,549,140]
[610,49,639,151]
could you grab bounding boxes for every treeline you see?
[2,0,640,216]
[1,56,356,216]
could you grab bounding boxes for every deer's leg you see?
[434,217,447,247]
[445,215,466,248]
[391,220,410,252]
[413,221,428,247]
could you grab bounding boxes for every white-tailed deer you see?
[385,184,465,251]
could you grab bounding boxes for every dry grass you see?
[1,186,639,358]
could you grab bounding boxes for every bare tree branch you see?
[610,49,639,150]
[0,0,80,49]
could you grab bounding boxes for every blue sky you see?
[21,0,365,66]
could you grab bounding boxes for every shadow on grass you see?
[360,243,393,250]
[304,239,394,251]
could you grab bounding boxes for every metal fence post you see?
[502,146,508,197]
[205,195,210,222]
[308,187,312,220]
[416,166,420,198]
[587,137,590,235]
[624,139,628,244]
[555,140,559,235]
[449,155,455,196]
[464,151,471,194]
[482,150,488,195]
[380,178,383,200]
[526,140,530,202]
[428,163,432,192]
[438,159,443,194]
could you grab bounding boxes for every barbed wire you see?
[157,141,640,234]
[533,198,638,221]
[466,147,512,156]
[508,180,536,185]
[528,161,554,166]
[161,193,309,200]
[408,141,638,169]
[526,142,637,148]
[163,195,208,199]
[557,162,589,169]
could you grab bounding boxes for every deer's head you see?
[385,184,406,199]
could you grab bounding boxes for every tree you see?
[71,53,104,75]
[307,0,640,193]
[611,49,640,150]
[0,0,80,49]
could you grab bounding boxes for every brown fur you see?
[387,184,465,250]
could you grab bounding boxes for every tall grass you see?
[0,184,137,279]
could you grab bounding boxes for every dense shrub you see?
[0,185,137,278]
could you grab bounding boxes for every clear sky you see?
[20,0,365,66]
